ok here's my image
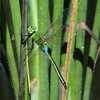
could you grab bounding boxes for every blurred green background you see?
[0,0,100,100]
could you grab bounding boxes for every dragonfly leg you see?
[21,33,33,45]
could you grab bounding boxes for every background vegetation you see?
[0,0,100,100]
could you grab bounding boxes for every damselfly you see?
[22,25,67,90]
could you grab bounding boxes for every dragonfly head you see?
[28,26,38,35]
[44,41,48,46]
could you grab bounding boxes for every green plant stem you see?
[50,0,64,100]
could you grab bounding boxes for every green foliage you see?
[0,0,100,100]
[0,0,21,99]
[0,63,12,100]
[50,0,64,99]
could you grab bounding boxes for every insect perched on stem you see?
[22,26,67,90]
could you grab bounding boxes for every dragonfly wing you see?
[39,7,70,42]
[41,23,69,43]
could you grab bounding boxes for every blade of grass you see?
[83,0,100,99]
[2,0,21,67]
[66,0,88,99]
[21,0,31,99]
[28,0,50,99]
[27,0,40,99]
[63,0,77,100]
[28,0,39,99]
[5,24,19,100]
[49,0,64,100]
[37,0,50,99]
[0,63,13,100]
[7,0,21,66]
[69,0,88,99]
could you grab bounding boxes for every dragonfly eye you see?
[28,26,38,34]
[44,41,47,45]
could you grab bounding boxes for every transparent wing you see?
[26,1,100,50]
[39,3,100,42]
[26,7,70,44]
[40,7,70,41]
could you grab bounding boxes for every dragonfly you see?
[22,25,67,90]
[22,6,71,92]
[22,4,100,93]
